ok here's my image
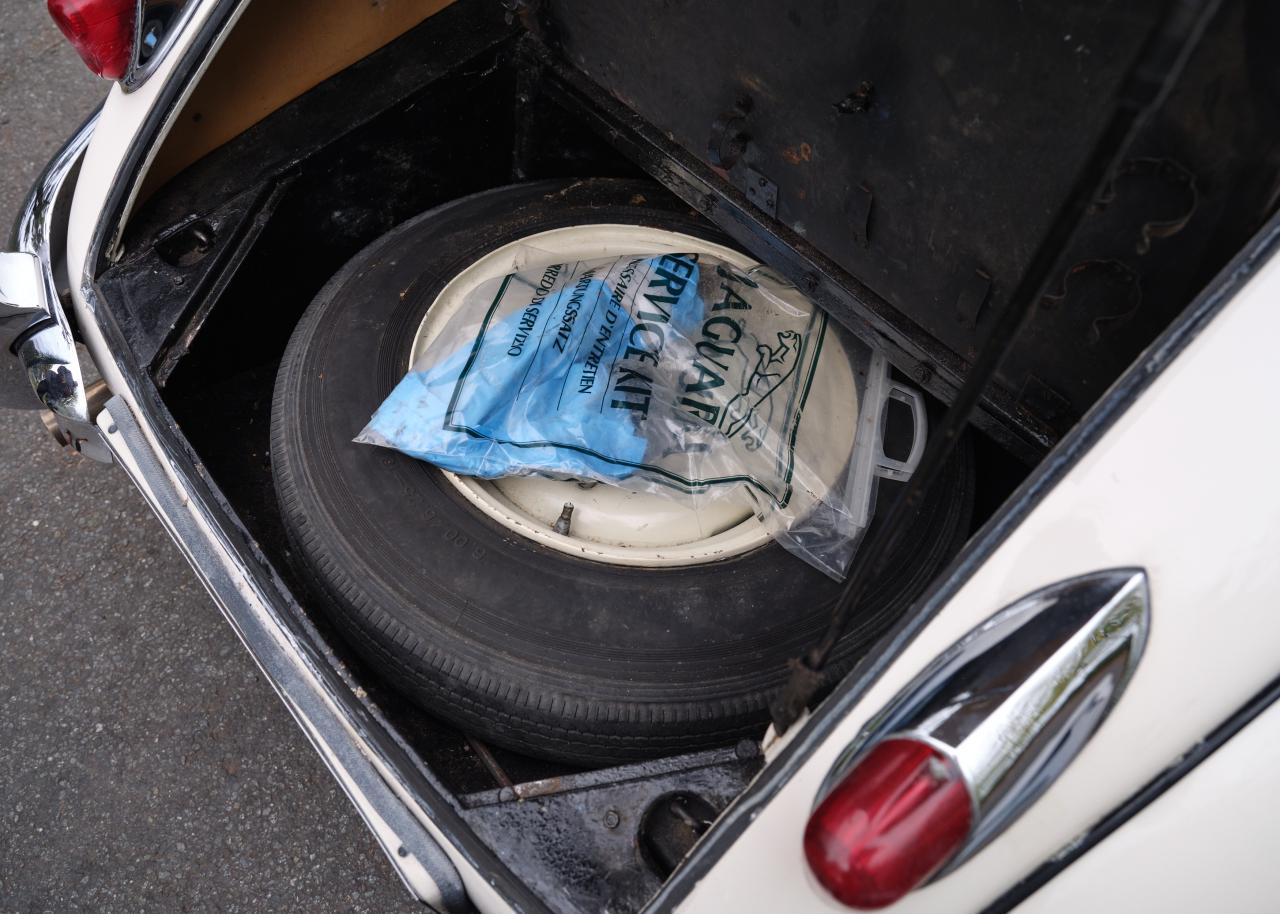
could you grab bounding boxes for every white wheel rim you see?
[410,224,859,567]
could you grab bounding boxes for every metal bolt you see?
[603,809,621,829]
[552,502,574,536]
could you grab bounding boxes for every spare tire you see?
[271,178,974,765]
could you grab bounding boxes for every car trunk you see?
[90,0,1280,910]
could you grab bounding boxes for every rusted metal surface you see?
[542,0,1280,452]
[459,743,762,914]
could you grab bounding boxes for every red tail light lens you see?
[804,738,972,909]
[48,0,136,80]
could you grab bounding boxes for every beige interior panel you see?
[142,0,454,198]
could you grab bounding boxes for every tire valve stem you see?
[553,502,574,536]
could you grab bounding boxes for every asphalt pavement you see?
[0,5,422,912]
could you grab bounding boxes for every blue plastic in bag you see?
[357,251,927,579]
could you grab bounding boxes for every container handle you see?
[874,381,927,481]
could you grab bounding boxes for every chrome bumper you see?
[0,114,110,463]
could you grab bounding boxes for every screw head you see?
[603,809,621,829]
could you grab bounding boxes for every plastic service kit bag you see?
[356,250,926,579]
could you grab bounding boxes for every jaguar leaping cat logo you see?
[720,330,802,438]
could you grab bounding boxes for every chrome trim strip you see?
[817,570,1150,876]
[950,570,1148,858]
[99,394,471,913]
[4,113,110,461]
